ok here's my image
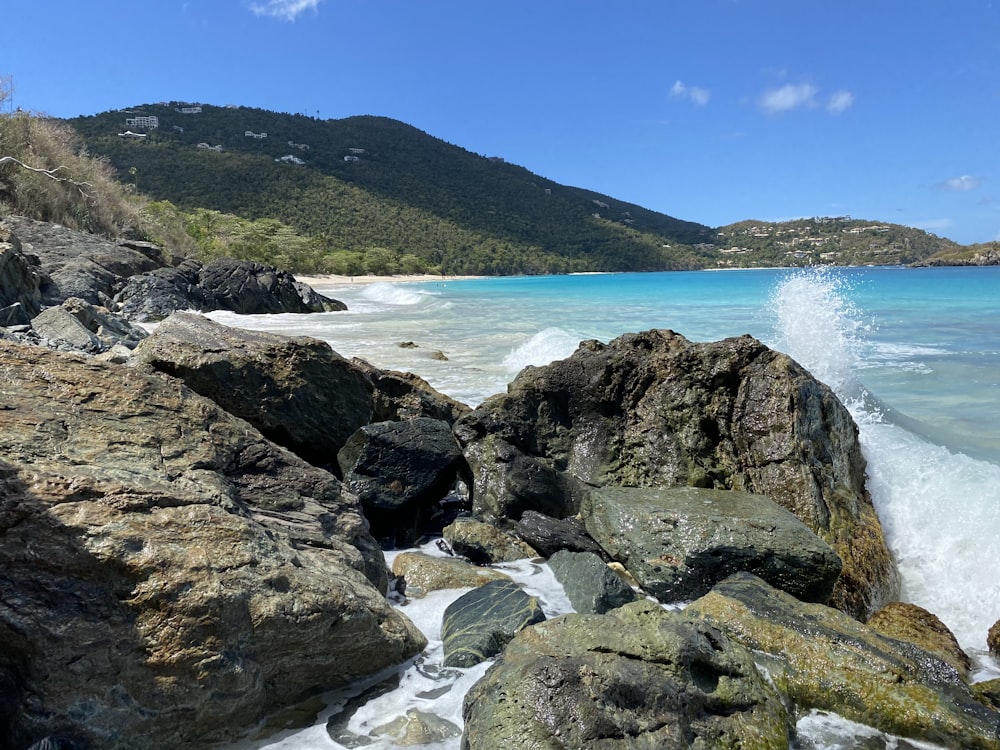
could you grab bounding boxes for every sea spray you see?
[502,327,583,375]
[360,282,429,306]
[770,268,1000,654]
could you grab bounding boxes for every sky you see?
[4,1,999,245]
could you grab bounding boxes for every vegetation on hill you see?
[68,103,718,275]
[713,217,961,267]
[0,87,196,258]
[2,89,975,275]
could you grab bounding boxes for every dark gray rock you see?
[131,312,374,472]
[0,221,43,320]
[5,215,167,306]
[512,510,606,558]
[113,259,207,322]
[442,580,546,668]
[339,418,468,546]
[547,549,638,614]
[352,358,472,424]
[29,304,101,351]
[115,258,345,321]
[584,485,843,604]
[198,257,345,315]
[30,297,148,354]
[456,329,897,620]
[461,600,790,749]
[688,573,1000,750]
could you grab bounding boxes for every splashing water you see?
[770,269,871,398]
[502,327,582,375]
[360,282,428,306]
[770,268,1000,656]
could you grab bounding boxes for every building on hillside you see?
[176,106,202,114]
[172,125,184,133]
[124,115,159,130]
[118,131,146,140]
[344,155,360,162]
[276,154,305,165]
[245,131,267,139]
[197,143,224,152]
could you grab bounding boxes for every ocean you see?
[213,265,1000,749]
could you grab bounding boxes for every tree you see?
[363,246,399,275]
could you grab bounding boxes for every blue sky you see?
[5,0,999,244]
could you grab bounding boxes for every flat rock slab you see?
[584,485,842,604]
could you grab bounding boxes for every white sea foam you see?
[225,543,574,749]
[771,268,1000,653]
[770,268,871,396]
[795,709,946,749]
[502,327,582,374]
[360,282,428,306]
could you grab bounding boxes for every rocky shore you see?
[3,216,1000,749]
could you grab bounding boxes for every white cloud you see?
[936,175,983,192]
[758,83,818,114]
[826,90,854,114]
[670,80,711,106]
[249,0,322,21]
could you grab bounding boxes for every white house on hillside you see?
[124,115,159,130]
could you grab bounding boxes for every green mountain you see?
[67,103,962,274]
[68,103,716,275]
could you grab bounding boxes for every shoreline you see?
[294,273,485,286]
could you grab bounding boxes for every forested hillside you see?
[69,103,716,275]
[65,102,965,274]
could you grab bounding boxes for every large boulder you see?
[0,339,425,750]
[131,312,374,472]
[112,259,208,321]
[352,358,472,424]
[462,600,790,749]
[115,257,345,321]
[441,580,546,668]
[339,418,469,546]
[198,257,345,314]
[867,601,971,680]
[456,329,898,619]
[688,573,1000,750]
[584,485,842,604]
[5,216,167,306]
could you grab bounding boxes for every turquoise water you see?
[213,266,1000,749]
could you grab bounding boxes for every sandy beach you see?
[294,273,484,287]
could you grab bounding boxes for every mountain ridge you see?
[66,102,968,274]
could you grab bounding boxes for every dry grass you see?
[0,109,197,258]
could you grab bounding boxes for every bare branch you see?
[0,155,93,195]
